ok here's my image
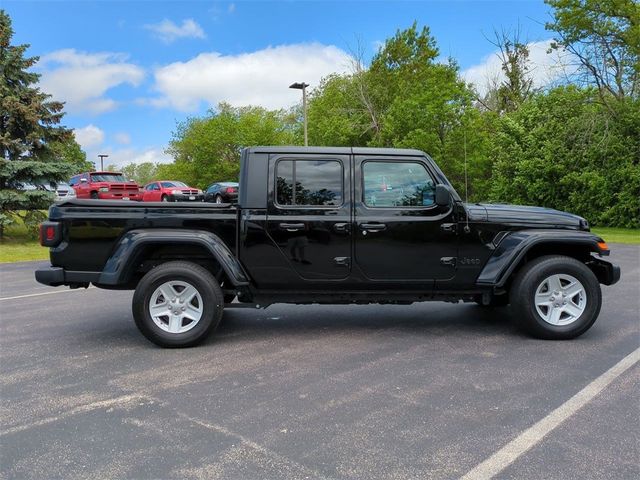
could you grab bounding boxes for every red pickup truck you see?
[69,172,141,201]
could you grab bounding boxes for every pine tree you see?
[0,10,76,237]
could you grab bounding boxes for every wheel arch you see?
[97,229,249,288]
[477,230,610,289]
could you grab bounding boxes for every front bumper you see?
[589,257,621,286]
[168,194,204,202]
[97,192,142,201]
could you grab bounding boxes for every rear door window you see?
[276,160,343,207]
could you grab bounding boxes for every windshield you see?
[90,173,127,182]
[161,181,187,188]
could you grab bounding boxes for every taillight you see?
[39,221,61,247]
[226,187,237,193]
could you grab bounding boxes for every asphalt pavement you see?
[0,245,638,479]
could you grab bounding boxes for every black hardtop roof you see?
[245,146,427,156]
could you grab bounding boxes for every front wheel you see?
[132,261,224,347]
[511,255,601,339]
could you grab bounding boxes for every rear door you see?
[265,154,352,281]
[353,155,457,283]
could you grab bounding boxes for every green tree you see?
[0,10,76,236]
[113,162,159,185]
[307,73,375,146]
[482,28,536,113]
[490,86,639,227]
[165,103,298,188]
[49,137,94,174]
[546,0,639,103]
[306,23,494,199]
[371,24,493,199]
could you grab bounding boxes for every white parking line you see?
[0,287,95,301]
[461,347,640,480]
[0,394,146,436]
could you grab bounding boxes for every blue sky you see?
[5,0,555,169]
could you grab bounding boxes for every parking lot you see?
[1,245,638,479]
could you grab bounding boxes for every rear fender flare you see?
[476,230,607,288]
[98,229,249,286]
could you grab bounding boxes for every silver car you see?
[19,182,77,201]
[51,182,76,201]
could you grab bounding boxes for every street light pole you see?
[98,154,109,171]
[289,82,309,146]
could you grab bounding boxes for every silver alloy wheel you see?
[149,280,203,334]
[215,195,222,204]
[534,273,587,326]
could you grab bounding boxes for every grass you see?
[0,217,638,264]
[0,219,48,263]
[591,227,640,245]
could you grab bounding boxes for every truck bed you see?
[48,199,238,272]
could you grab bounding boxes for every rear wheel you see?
[215,195,223,204]
[161,195,169,202]
[132,261,223,347]
[511,255,601,339]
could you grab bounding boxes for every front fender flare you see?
[476,229,608,288]
[98,229,249,286]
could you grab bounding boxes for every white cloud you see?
[462,39,573,97]
[38,49,144,114]
[73,125,105,149]
[84,146,173,170]
[148,43,352,111]
[114,132,132,145]
[144,19,206,44]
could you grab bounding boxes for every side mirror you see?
[80,178,88,183]
[435,184,451,206]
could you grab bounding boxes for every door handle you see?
[333,222,350,233]
[334,256,350,267]
[440,223,457,234]
[279,222,305,232]
[360,223,387,232]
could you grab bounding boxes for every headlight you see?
[68,189,76,196]
[99,187,109,192]
[579,218,589,231]
[171,189,183,195]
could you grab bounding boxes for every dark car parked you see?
[204,182,238,204]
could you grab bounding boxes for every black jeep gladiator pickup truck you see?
[36,147,620,347]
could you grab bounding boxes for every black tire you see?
[132,261,224,347]
[511,255,601,339]
[90,191,99,199]
[161,195,169,202]
[215,195,223,204]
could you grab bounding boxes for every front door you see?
[354,156,457,283]
[265,154,352,282]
